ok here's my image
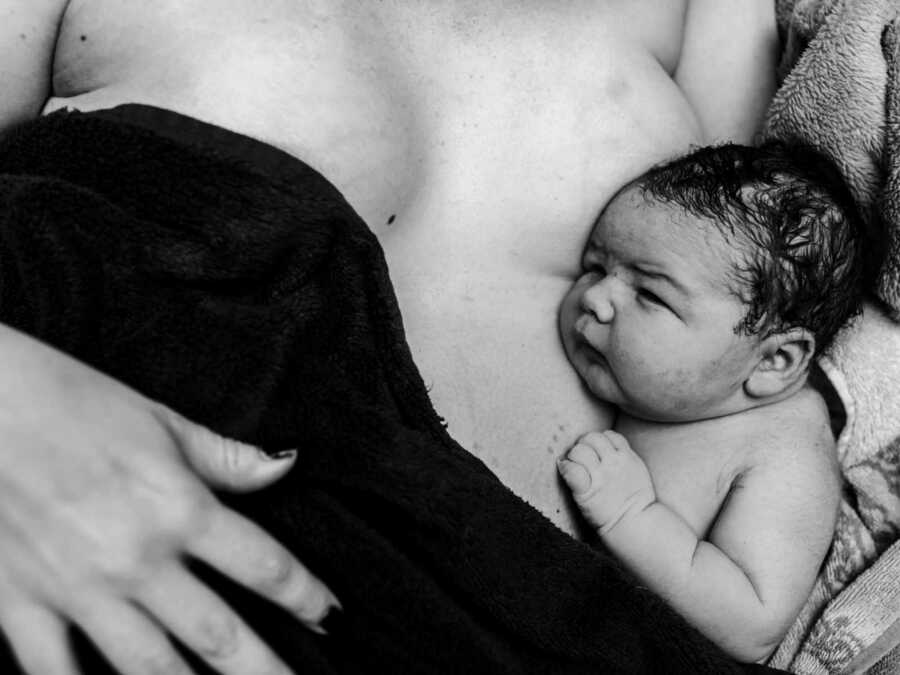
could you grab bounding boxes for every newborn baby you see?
[558,142,863,663]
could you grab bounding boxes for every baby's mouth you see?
[581,342,607,368]
[574,316,605,356]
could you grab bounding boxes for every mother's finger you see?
[0,602,80,675]
[135,564,292,675]
[187,507,339,629]
[71,597,194,675]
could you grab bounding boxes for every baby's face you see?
[559,187,762,422]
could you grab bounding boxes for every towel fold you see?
[0,106,778,674]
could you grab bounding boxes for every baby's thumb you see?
[161,408,297,492]
[557,458,592,495]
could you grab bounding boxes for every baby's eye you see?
[638,288,667,308]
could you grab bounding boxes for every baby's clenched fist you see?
[558,430,656,535]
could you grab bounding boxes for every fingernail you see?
[320,606,345,635]
[312,606,345,637]
[259,448,297,461]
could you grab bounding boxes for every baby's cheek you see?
[614,348,679,410]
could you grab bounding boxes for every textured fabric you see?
[0,106,780,674]
[867,637,900,674]
[763,1,900,672]
[766,0,900,307]
[844,616,900,673]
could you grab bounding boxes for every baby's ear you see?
[744,328,815,399]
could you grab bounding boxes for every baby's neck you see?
[614,373,811,427]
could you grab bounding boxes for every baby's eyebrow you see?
[633,265,690,296]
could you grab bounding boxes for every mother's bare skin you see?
[39,0,774,531]
[0,0,777,673]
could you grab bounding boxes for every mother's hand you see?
[0,326,337,675]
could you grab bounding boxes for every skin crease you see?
[0,1,782,673]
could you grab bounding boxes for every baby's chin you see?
[580,364,626,409]
[581,371,704,422]
[575,354,715,423]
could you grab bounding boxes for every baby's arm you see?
[559,426,839,663]
[0,1,68,132]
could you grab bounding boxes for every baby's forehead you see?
[598,185,728,246]
[601,183,692,228]
[595,187,751,288]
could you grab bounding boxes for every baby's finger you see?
[566,440,605,470]
[187,507,339,630]
[72,596,194,675]
[136,564,291,675]
[0,602,80,675]
[579,430,618,454]
[557,458,591,494]
[602,430,632,453]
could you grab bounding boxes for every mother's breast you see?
[47,0,425,230]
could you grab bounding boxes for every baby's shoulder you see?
[741,383,831,437]
[745,383,832,444]
[619,386,830,461]
[736,384,839,485]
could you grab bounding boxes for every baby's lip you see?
[573,316,606,359]
[581,342,608,370]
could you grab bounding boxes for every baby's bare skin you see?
[556,179,845,661]
[587,393,840,662]
[617,388,839,537]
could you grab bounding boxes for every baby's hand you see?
[558,430,656,535]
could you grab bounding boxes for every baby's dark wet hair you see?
[636,141,865,356]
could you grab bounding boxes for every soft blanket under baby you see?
[763,0,900,672]
[0,106,779,674]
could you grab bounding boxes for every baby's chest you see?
[615,417,748,538]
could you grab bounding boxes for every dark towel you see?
[0,105,781,674]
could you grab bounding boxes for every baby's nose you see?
[580,279,615,323]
